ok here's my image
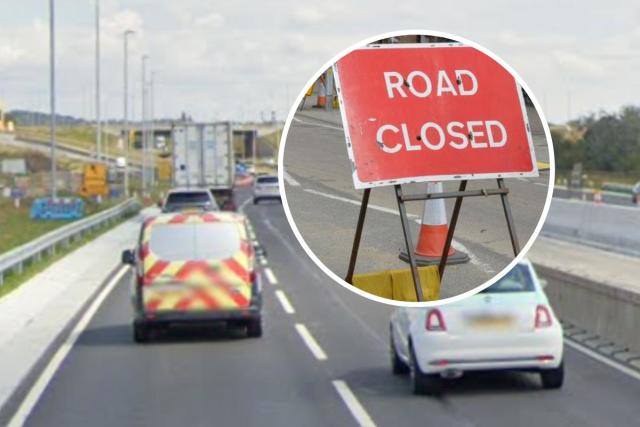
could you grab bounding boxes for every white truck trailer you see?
[172,122,236,210]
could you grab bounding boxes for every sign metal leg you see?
[497,178,520,256]
[394,185,425,302]
[438,180,467,280]
[345,188,370,284]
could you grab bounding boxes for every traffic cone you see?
[313,75,327,108]
[399,182,470,266]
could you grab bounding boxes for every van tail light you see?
[425,309,447,331]
[535,305,553,328]
[250,270,258,284]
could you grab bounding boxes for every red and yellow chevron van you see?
[121,212,263,342]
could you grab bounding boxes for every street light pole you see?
[49,0,57,199]
[123,29,134,197]
[95,0,102,162]
[149,71,156,188]
[141,55,148,194]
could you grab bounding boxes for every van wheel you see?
[410,343,442,395]
[390,330,409,375]
[540,362,564,389]
[133,321,150,343]
[247,317,262,338]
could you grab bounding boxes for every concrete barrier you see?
[536,264,640,354]
[542,198,640,257]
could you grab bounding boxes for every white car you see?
[390,260,564,395]
[253,175,281,204]
[162,188,219,213]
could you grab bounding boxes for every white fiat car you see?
[390,260,564,395]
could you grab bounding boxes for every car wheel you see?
[540,361,564,389]
[247,317,263,338]
[409,343,443,395]
[390,329,409,375]
[253,198,259,205]
[133,320,150,344]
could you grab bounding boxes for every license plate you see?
[467,315,515,330]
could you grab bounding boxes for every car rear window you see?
[149,222,240,261]
[257,176,278,184]
[166,192,211,206]
[480,264,535,293]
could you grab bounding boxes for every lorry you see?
[171,122,236,210]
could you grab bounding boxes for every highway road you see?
[282,113,551,298]
[13,188,640,426]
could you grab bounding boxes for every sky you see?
[0,0,639,123]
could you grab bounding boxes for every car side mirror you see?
[122,249,135,265]
[156,199,163,208]
[253,241,267,258]
[539,278,548,289]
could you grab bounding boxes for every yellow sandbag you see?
[351,270,393,300]
[351,265,440,302]
[391,266,440,302]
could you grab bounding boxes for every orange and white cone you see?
[313,74,327,108]
[399,182,469,266]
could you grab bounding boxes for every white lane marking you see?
[292,116,343,131]
[264,267,278,285]
[295,323,328,361]
[259,257,268,266]
[332,380,377,427]
[239,196,252,214]
[534,182,549,187]
[303,188,492,274]
[304,188,416,219]
[565,338,640,382]
[274,290,295,314]
[283,171,300,187]
[8,266,129,427]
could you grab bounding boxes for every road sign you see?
[333,44,539,189]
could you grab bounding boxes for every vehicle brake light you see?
[426,309,447,331]
[250,270,257,283]
[535,305,553,328]
[536,355,554,361]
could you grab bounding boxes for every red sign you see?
[333,44,538,189]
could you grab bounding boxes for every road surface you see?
[14,188,640,427]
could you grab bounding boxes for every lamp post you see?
[49,0,57,199]
[141,54,149,194]
[123,29,135,197]
[95,0,102,162]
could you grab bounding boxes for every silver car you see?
[162,188,219,213]
[253,175,281,204]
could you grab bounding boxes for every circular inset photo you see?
[279,31,554,306]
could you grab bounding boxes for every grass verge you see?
[0,208,138,299]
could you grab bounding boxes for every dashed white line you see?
[283,171,301,187]
[259,257,268,266]
[566,338,640,382]
[274,290,296,314]
[264,267,278,285]
[295,323,328,361]
[8,265,129,427]
[332,380,377,427]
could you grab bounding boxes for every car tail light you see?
[536,355,554,362]
[425,309,447,331]
[535,305,553,328]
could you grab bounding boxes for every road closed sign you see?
[333,44,538,189]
